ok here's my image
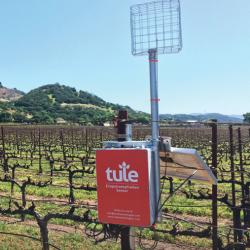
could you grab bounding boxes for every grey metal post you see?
[211,121,218,250]
[125,124,133,141]
[149,49,161,221]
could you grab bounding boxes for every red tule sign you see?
[96,149,153,227]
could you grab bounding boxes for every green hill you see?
[0,83,149,125]
[0,83,244,125]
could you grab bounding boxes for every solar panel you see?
[160,147,217,184]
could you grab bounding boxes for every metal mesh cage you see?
[130,0,182,56]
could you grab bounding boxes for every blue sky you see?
[0,0,249,115]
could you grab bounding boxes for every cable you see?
[158,170,198,213]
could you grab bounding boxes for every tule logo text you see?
[106,162,139,183]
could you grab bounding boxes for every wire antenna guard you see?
[130,0,182,56]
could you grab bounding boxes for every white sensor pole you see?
[149,48,161,220]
